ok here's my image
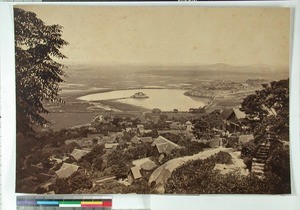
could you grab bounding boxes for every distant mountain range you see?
[65,62,288,73]
[62,63,289,87]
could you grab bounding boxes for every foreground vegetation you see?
[165,150,290,194]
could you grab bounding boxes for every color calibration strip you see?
[17,198,112,208]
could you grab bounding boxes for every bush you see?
[54,171,93,194]
[93,157,103,170]
[69,171,93,192]
[265,147,290,187]
[213,151,233,165]
[124,179,151,194]
[165,152,235,194]
[243,157,252,171]
[35,186,48,194]
[79,144,105,165]
[166,155,289,194]
[164,141,207,162]
[54,178,72,194]
[241,140,257,158]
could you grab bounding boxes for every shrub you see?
[241,140,257,158]
[265,147,290,187]
[93,157,103,170]
[243,157,252,171]
[54,178,72,194]
[69,171,93,192]
[79,144,105,165]
[165,149,290,194]
[213,151,233,165]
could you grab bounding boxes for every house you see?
[125,127,132,133]
[144,129,153,135]
[55,163,79,179]
[140,112,148,124]
[128,166,142,184]
[80,138,95,148]
[65,138,95,148]
[221,107,246,133]
[233,107,246,120]
[226,135,239,148]
[91,114,114,126]
[186,121,193,131]
[140,137,153,143]
[140,160,157,171]
[208,138,223,148]
[70,149,90,161]
[110,131,124,142]
[131,136,141,144]
[132,157,152,167]
[104,143,119,152]
[239,134,254,145]
[170,122,185,130]
[137,124,145,134]
[130,159,157,177]
[65,139,78,146]
[92,115,104,124]
[87,127,98,134]
[87,133,102,140]
[158,154,165,163]
[151,136,181,156]
[102,136,112,143]
[261,104,277,116]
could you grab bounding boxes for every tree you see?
[241,79,289,139]
[192,110,223,140]
[14,8,68,135]
[240,79,290,193]
[265,146,290,189]
[79,144,105,165]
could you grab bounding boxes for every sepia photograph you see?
[14,6,290,194]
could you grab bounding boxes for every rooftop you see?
[70,149,90,161]
[152,136,181,155]
[55,163,79,179]
[130,166,142,179]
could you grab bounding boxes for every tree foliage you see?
[241,79,289,140]
[79,144,105,166]
[192,110,223,140]
[265,146,290,188]
[14,8,68,135]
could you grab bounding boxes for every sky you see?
[16,6,290,67]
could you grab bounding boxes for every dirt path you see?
[149,147,233,193]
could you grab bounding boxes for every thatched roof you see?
[70,149,90,161]
[151,136,180,155]
[141,160,157,171]
[140,137,153,143]
[239,134,254,144]
[130,166,142,179]
[221,109,234,120]
[55,163,79,179]
[131,136,141,144]
[233,107,246,120]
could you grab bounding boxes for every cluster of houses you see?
[29,105,265,193]
[47,133,183,189]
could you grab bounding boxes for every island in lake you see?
[131,92,149,99]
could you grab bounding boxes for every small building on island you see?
[131,92,149,99]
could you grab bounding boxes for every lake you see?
[78,89,208,111]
